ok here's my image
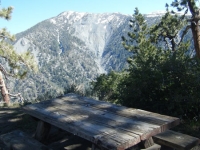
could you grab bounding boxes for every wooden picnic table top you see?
[23,93,180,150]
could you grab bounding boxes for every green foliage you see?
[92,7,200,124]
[170,0,199,15]
[91,71,125,103]
[150,12,187,51]
[122,8,200,119]
[122,8,200,122]
[0,6,38,78]
[167,0,200,58]
[0,6,13,20]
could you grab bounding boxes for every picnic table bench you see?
[153,130,200,150]
[0,130,49,150]
[22,93,181,150]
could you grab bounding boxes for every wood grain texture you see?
[141,137,155,148]
[23,93,180,150]
[153,130,200,150]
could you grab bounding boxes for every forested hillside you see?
[7,11,170,102]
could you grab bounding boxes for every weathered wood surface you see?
[141,137,155,148]
[153,130,200,150]
[0,130,49,150]
[23,93,180,150]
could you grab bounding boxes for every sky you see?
[0,0,173,34]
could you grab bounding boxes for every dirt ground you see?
[0,106,199,150]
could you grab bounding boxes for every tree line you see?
[91,0,200,125]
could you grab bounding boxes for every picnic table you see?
[23,93,180,150]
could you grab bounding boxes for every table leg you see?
[139,137,155,148]
[34,120,51,142]
[92,144,96,150]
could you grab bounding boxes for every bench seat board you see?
[23,93,180,150]
[153,130,200,150]
[0,130,48,150]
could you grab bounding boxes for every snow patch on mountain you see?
[145,11,166,17]
[49,11,128,73]
[50,19,56,24]
[146,10,191,18]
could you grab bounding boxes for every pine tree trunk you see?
[0,71,10,104]
[187,0,200,58]
[191,21,200,58]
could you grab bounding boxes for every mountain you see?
[9,11,165,102]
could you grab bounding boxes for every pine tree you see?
[168,0,200,58]
[121,7,200,121]
[91,1,200,127]
[0,6,38,104]
[150,11,187,52]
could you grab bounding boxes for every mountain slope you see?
[10,11,131,101]
[10,11,183,101]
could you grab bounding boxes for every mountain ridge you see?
[10,11,164,101]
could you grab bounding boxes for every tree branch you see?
[178,25,191,46]
[9,93,24,103]
[0,63,14,80]
[187,0,196,16]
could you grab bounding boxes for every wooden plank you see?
[23,94,178,139]
[44,94,179,127]
[55,94,179,131]
[141,137,155,148]
[70,106,160,140]
[97,130,141,150]
[23,104,140,150]
[0,130,48,150]
[153,130,200,150]
[60,94,180,127]
[26,99,161,140]
[36,103,139,148]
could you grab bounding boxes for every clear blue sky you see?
[0,0,172,34]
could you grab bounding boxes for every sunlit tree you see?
[0,6,38,104]
[167,0,200,58]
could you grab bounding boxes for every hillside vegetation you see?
[91,4,200,135]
